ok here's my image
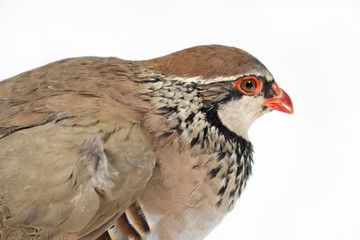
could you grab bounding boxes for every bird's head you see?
[145,45,293,141]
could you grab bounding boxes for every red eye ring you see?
[233,76,262,95]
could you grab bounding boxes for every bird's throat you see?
[217,96,265,140]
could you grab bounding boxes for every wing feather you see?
[0,57,155,239]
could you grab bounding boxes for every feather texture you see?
[0,45,292,240]
[0,57,155,239]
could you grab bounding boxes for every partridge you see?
[0,45,293,240]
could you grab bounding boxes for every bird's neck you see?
[141,74,254,206]
[131,74,255,239]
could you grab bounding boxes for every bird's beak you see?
[263,82,294,114]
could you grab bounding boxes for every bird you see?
[0,45,293,240]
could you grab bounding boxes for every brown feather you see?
[145,44,268,79]
[0,57,156,239]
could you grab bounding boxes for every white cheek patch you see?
[217,96,265,139]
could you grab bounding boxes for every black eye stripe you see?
[262,80,276,98]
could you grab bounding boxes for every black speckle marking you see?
[202,127,208,137]
[238,179,245,196]
[229,160,235,168]
[228,200,235,211]
[190,134,199,148]
[217,177,229,196]
[159,106,177,114]
[218,186,226,196]
[236,150,242,165]
[175,81,185,86]
[245,164,251,176]
[208,166,221,179]
[229,189,236,199]
[185,88,194,94]
[176,128,183,136]
[216,199,223,208]
[217,151,226,162]
[185,112,195,123]
[236,165,243,177]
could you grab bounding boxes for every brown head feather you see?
[144,45,270,79]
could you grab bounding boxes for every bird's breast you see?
[127,142,240,240]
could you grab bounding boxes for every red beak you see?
[263,83,294,114]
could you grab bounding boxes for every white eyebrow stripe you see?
[263,71,274,82]
[162,71,274,84]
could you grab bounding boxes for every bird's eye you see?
[233,76,262,95]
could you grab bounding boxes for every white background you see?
[1,0,359,239]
